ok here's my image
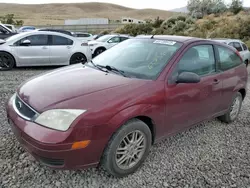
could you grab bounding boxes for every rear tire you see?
[0,52,15,71]
[101,119,152,178]
[70,53,87,65]
[218,92,242,123]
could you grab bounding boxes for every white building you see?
[65,18,109,25]
[121,17,145,24]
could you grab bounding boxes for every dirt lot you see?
[0,67,250,188]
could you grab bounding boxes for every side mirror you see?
[176,72,201,84]
[20,39,31,46]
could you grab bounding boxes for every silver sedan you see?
[0,31,92,70]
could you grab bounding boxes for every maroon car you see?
[6,35,248,177]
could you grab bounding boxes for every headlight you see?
[35,109,86,131]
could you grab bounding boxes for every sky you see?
[0,0,249,10]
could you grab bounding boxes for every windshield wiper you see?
[86,60,108,73]
[98,65,128,77]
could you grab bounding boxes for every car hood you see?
[17,64,143,112]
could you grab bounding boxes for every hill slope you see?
[0,3,179,25]
[171,6,189,13]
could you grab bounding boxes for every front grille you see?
[14,94,38,120]
[38,156,64,166]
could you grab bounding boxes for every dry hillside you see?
[0,3,179,25]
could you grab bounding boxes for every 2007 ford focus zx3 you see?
[6,35,248,177]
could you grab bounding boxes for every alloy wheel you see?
[230,95,241,120]
[0,54,12,70]
[115,130,146,170]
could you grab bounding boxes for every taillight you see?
[81,43,88,46]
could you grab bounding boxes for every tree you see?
[187,0,227,18]
[230,0,244,14]
[0,14,24,26]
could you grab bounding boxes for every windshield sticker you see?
[153,40,176,45]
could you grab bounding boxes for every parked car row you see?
[0,29,133,70]
[0,27,249,71]
[0,31,91,70]
[7,35,248,177]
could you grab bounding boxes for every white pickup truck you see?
[211,38,250,67]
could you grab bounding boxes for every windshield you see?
[92,38,182,80]
[96,35,113,42]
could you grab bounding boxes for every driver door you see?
[12,34,50,66]
[165,44,223,134]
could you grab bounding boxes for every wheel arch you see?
[0,50,17,67]
[94,46,106,54]
[238,88,246,100]
[106,105,158,145]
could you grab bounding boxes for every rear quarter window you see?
[216,45,243,71]
[52,35,73,45]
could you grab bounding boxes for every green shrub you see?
[115,23,153,36]
[112,13,250,41]
[176,15,187,22]
[245,40,250,48]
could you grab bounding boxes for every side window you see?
[120,37,129,42]
[242,43,248,51]
[18,35,48,46]
[217,45,242,71]
[108,37,120,43]
[233,42,243,52]
[176,45,216,76]
[52,35,73,45]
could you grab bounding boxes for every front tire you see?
[0,52,15,71]
[94,48,106,57]
[218,92,243,123]
[101,119,152,178]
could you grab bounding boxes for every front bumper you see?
[6,95,107,170]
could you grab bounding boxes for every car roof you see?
[13,31,75,39]
[209,38,243,43]
[135,35,197,43]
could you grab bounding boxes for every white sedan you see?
[0,31,92,70]
[88,34,132,57]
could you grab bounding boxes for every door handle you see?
[67,46,71,49]
[42,46,48,49]
[213,79,220,84]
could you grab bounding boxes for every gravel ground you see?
[0,67,250,188]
